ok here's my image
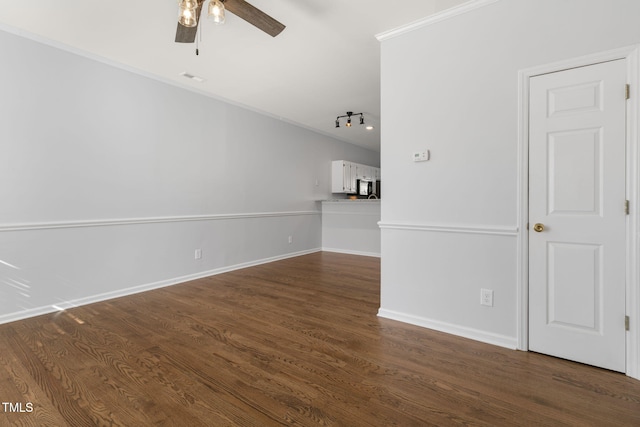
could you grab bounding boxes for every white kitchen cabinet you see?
[357,165,374,181]
[332,160,356,193]
[331,160,379,194]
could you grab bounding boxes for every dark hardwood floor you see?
[1,252,639,426]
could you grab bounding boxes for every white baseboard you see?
[0,248,321,326]
[322,247,381,258]
[377,308,518,350]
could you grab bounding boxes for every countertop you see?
[321,199,381,203]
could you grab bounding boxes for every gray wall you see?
[379,0,640,348]
[321,201,381,257]
[0,29,379,323]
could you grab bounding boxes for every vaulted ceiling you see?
[0,0,468,151]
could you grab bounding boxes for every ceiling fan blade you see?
[175,1,204,43]
[175,23,197,43]
[223,0,285,37]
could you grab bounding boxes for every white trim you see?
[0,248,321,326]
[625,48,640,381]
[322,211,381,218]
[377,308,518,350]
[516,61,531,353]
[378,221,518,236]
[520,45,640,79]
[321,248,381,258]
[375,0,499,41]
[517,45,640,379]
[0,211,320,232]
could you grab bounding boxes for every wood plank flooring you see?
[1,252,639,426]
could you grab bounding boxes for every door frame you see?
[517,45,640,379]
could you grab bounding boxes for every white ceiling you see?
[0,0,468,152]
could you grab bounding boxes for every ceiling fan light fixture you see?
[178,0,199,28]
[178,9,198,28]
[179,0,198,8]
[208,0,226,24]
[174,0,286,43]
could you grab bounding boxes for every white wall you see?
[0,29,380,323]
[379,0,640,348]
[321,201,381,257]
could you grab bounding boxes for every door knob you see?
[533,223,545,232]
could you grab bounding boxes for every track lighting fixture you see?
[335,111,371,130]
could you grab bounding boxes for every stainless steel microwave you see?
[357,179,373,196]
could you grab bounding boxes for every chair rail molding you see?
[0,210,321,232]
[378,221,518,237]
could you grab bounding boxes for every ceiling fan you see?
[175,0,285,43]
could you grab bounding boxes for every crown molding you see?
[376,0,500,41]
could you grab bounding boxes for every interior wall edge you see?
[377,308,518,350]
[0,247,322,327]
[321,248,381,258]
[0,24,373,151]
[379,228,518,339]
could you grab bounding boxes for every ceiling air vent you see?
[179,72,205,83]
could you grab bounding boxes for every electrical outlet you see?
[412,150,430,162]
[194,249,202,260]
[480,288,494,307]
[288,236,293,244]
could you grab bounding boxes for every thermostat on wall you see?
[412,150,430,162]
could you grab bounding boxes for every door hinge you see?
[625,200,630,215]
[625,315,630,331]
[626,84,631,100]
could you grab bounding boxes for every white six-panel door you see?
[529,59,627,372]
